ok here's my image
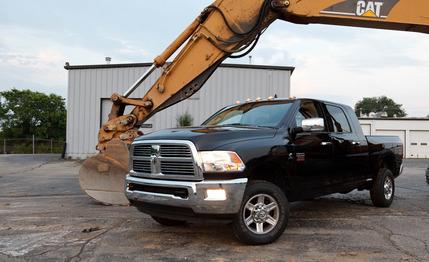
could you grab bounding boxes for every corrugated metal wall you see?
[66,63,292,159]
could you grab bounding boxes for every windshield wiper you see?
[219,123,276,129]
[253,125,277,129]
[226,123,246,126]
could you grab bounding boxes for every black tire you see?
[151,216,186,226]
[232,180,289,245]
[370,168,395,207]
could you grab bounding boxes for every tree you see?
[0,89,66,139]
[355,96,406,117]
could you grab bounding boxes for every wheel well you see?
[244,158,289,197]
[380,153,397,174]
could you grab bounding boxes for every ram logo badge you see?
[321,0,399,19]
[150,145,161,174]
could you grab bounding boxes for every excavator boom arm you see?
[281,0,429,33]
[98,0,277,150]
[99,0,429,150]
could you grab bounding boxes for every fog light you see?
[205,189,226,201]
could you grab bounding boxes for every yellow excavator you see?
[79,0,429,205]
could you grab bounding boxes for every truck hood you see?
[136,126,277,151]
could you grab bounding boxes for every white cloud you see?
[117,40,149,57]
[99,35,150,61]
[0,18,428,117]
[0,25,112,96]
[0,24,154,99]
[247,26,429,116]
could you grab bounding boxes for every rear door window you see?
[326,105,351,133]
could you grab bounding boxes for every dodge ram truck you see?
[125,98,403,244]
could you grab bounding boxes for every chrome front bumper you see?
[125,176,248,215]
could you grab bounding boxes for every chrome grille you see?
[133,145,151,157]
[131,141,200,180]
[160,160,195,176]
[160,145,192,158]
[133,159,151,173]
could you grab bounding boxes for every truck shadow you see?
[137,192,382,245]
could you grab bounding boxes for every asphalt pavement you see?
[0,155,428,261]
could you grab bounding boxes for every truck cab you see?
[125,98,403,244]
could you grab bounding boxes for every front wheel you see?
[370,168,395,207]
[232,180,289,245]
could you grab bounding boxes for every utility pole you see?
[32,135,35,155]
[50,139,53,154]
[3,139,5,154]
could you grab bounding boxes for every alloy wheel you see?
[242,194,279,234]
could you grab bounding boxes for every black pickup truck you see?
[125,98,403,244]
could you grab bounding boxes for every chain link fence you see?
[1,137,65,155]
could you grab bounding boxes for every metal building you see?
[65,63,294,159]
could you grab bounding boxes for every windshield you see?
[203,101,293,128]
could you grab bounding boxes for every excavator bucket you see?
[79,139,130,205]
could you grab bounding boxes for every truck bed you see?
[366,135,402,146]
[366,135,403,177]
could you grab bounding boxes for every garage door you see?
[409,131,429,158]
[361,124,371,135]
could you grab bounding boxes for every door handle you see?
[321,141,332,146]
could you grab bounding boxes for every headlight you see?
[198,151,245,172]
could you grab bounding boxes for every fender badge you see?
[296,153,305,162]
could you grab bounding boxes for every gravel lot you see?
[0,155,428,261]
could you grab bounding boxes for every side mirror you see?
[301,118,325,132]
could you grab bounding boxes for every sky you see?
[1,0,428,116]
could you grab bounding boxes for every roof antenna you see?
[274,94,278,98]
[249,55,252,65]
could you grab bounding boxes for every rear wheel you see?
[426,167,429,185]
[233,180,289,245]
[151,216,187,226]
[370,168,395,207]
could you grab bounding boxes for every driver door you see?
[287,100,335,198]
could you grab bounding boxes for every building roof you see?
[359,117,429,121]
[64,62,295,73]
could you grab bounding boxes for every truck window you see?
[295,101,326,131]
[326,105,351,133]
